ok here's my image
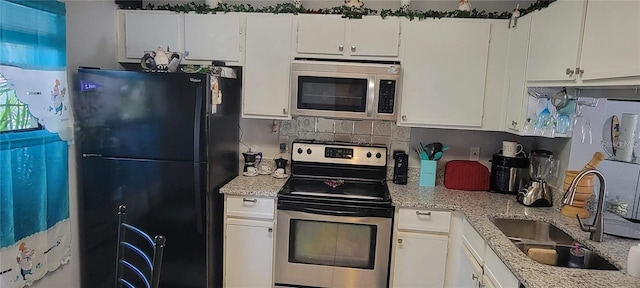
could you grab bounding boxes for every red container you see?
[444,160,490,191]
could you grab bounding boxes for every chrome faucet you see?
[562,169,606,242]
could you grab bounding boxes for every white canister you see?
[616,113,639,162]
[628,243,640,278]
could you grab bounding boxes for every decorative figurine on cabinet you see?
[509,4,521,28]
[458,0,471,11]
[344,0,364,8]
[294,0,301,9]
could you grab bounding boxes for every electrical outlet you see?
[279,143,287,153]
[470,147,480,161]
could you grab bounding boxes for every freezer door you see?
[77,156,210,288]
[73,69,208,162]
[599,160,640,220]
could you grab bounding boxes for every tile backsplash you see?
[278,117,410,163]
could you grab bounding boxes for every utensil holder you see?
[419,160,437,187]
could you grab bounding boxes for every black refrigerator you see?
[72,68,240,288]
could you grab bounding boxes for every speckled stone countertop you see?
[390,182,640,288]
[220,173,640,287]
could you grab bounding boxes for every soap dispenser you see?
[568,243,585,269]
[628,243,640,277]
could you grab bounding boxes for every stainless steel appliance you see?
[291,60,401,121]
[73,67,241,288]
[275,141,393,288]
[489,154,529,194]
[517,150,554,207]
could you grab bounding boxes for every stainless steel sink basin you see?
[490,218,576,245]
[490,218,618,271]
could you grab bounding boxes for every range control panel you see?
[291,142,387,166]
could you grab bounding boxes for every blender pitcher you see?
[517,150,554,207]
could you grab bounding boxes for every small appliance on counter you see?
[274,157,288,178]
[444,160,490,191]
[242,149,262,176]
[517,150,554,207]
[489,154,529,194]
[393,151,408,185]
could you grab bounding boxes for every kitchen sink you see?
[490,218,618,271]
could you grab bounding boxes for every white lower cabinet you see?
[391,208,452,287]
[224,195,275,288]
[456,244,483,288]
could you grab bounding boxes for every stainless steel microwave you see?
[291,60,401,121]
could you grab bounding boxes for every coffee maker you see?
[242,150,262,175]
[275,158,288,174]
[489,154,529,194]
[517,150,554,207]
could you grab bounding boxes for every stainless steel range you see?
[275,141,393,288]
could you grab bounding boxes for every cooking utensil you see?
[424,143,435,160]
[551,87,568,110]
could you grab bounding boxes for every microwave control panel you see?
[378,80,396,114]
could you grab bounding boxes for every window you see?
[0,73,40,132]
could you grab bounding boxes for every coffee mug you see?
[274,168,285,176]
[503,141,523,158]
[246,166,257,174]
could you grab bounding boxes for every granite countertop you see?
[220,174,640,287]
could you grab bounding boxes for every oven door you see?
[275,201,393,288]
[291,70,375,120]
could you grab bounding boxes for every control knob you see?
[306,148,312,155]
[297,148,303,154]
[366,152,372,158]
[376,152,382,159]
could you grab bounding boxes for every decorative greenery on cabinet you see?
[118,1,557,20]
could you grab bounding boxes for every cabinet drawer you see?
[462,218,486,264]
[397,208,451,233]
[226,195,275,220]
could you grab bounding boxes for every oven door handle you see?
[279,203,391,218]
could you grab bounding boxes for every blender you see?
[516,150,554,207]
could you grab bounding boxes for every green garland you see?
[127,1,556,20]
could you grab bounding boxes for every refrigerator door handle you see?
[194,164,204,234]
[193,86,203,161]
[82,153,102,157]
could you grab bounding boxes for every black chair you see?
[115,205,166,288]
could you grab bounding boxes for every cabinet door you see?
[392,231,449,288]
[347,17,400,57]
[224,219,274,288]
[243,14,293,119]
[484,246,519,288]
[400,20,490,127]
[580,0,640,81]
[455,245,482,288]
[184,14,241,62]
[296,15,346,55]
[526,0,586,82]
[124,11,181,59]
[504,15,532,133]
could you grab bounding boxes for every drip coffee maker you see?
[242,150,262,176]
[517,150,554,207]
[274,158,288,178]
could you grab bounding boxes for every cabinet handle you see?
[401,115,407,121]
[268,228,273,233]
[416,211,432,216]
[242,198,257,203]
[512,120,517,126]
[565,68,575,77]
[398,239,403,244]
[576,67,585,77]
[339,45,344,51]
[282,108,287,114]
[472,274,479,280]
[351,46,356,52]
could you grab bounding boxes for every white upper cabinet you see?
[122,11,182,59]
[243,14,294,119]
[399,19,490,127]
[504,14,533,133]
[295,15,400,60]
[183,14,241,63]
[526,0,586,83]
[579,0,640,81]
[117,10,243,65]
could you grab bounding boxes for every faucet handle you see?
[576,214,596,232]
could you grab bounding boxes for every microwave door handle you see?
[366,76,376,118]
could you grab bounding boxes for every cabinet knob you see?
[416,211,432,216]
[282,108,287,114]
[565,68,575,77]
[397,239,403,244]
[339,45,344,51]
[268,228,273,233]
[472,274,479,280]
[351,46,356,52]
[576,67,585,76]
[401,115,407,121]
[512,120,517,126]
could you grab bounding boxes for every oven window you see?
[289,219,376,269]
[297,77,367,112]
